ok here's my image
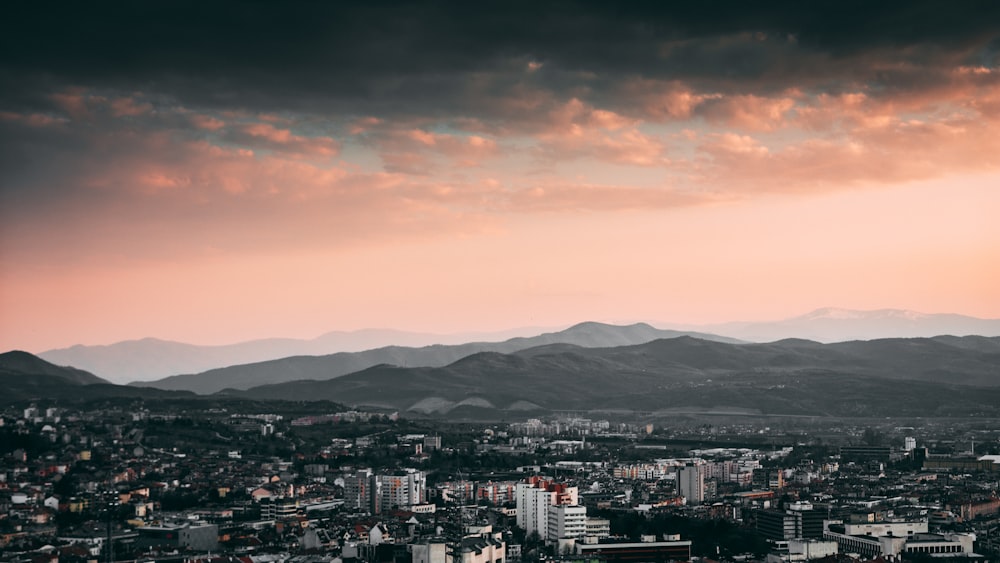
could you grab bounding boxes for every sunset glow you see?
[2,3,999,351]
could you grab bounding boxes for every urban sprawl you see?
[2,402,1000,563]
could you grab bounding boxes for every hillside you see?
[39,328,519,384]
[690,308,1000,343]
[0,350,192,404]
[222,336,1000,417]
[0,350,108,385]
[134,323,742,394]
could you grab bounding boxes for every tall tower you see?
[678,465,704,505]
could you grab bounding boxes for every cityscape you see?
[2,2,999,563]
[1,395,1000,563]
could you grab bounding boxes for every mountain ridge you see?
[131,323,743,394]
[0,350,196,404]
[36,308,1000,384]
[38,327,556,383]
[221,335,1000,417]
[678,308,1000,343]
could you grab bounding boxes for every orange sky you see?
[1,4,999,351]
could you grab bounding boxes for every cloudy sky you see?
[2,1,999,351]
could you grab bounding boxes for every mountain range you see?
[5,333,1000,418]
[38,326,549,384]
[38,308,1000,384]
[687,308,1000,343]
[220,335,1000,417]
[131,323,742,394]
[0,351,190,403]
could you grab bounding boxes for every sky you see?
[2,1,999,352]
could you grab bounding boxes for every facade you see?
[839,446,891,462]
[515,477,578,540]
[823,520,974,559]
[758,504,827,541]
[344,468,426,513]
[135,522,219,552]
[585,517,611,539]
[458,533,506,563]
[788,539,838,561]
[789,502,827,539]
[678,465,704,505]
[377,469,427,512]
[547,504,587,540]
[753,468,786,490]
[411,542,448,563]
[573,535,691,562]
[758,510,799,542]
[344,469,375,512]
[423,435,442,451]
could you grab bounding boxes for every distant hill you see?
[133,323,742,394]
[0,350,193,404]
[43,308,1000,383]
[686,308,1000,343]
[39,327,549,384]
[222,335,1000,417]
[0,350,107,385]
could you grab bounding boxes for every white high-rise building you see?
[344,469,375,512]
[547,505,587,540]
[678,465,704,505]
[904,437,916,451]
[376,469,426,512]
[515,477,579,540]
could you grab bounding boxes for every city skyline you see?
[2,2,999,351]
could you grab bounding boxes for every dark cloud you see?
[3,1,998,120]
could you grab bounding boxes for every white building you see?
[678,465,704,505]
[343,469,374,512]
[515,477,579,540]
[548,505,587,541]
[823,520,975,559]
[411,530,505,563]
[376,469,426,512]
[585,517,611,539]
[766,540,839,563]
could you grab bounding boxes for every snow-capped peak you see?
[798,308,929,321]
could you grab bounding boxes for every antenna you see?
[104,488,119,563]
[447,467,467,563]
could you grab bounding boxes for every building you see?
[839,446,891,462]
[457,532,506,563]
[571,534,691,562]
[343,468,426,513]
[376,469,426,512]
[758,503,827,542]
[677,465,704,505]
[757,510,799,542]
[423,435,442,451]
[411,541,448,563]
[135,522,219,552]
[548,504,587,541]
[822,520,976,559]
[753,468,786,490]
[412,531,506,563]
[343,469,375,512]
[766,540,839,563]
[585,517,611,539]
[789,502,827,539]
[515,477,579,540]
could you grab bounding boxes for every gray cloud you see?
[3,1,998,121]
